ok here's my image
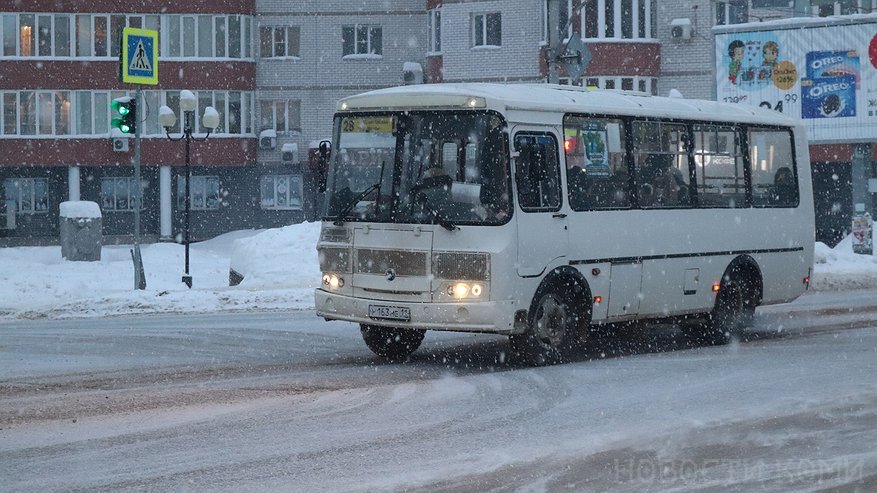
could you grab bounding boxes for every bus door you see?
[512,130,568,276]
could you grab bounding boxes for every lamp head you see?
[180,90,197,112]
[158,105,177,129]
[202,106,220,131]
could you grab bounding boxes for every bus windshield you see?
[324,111,510,226]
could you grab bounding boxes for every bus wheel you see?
[699,278,747,346]
[360,325,425,362]
[510,290,588,366]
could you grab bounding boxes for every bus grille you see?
[355,249,428,277]
[432,252,490,281]
[319,247,352,273]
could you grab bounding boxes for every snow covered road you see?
[1,289,876,492]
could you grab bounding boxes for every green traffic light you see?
[118,106,130,116]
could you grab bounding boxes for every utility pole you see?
[132,86,146,289]
[547,0,562,84]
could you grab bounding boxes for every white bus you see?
[315,83,814,365]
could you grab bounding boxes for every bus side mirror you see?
[317,140,331,192]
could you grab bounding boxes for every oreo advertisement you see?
[716,19,877,143]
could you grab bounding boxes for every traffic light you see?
[111,96,137,134]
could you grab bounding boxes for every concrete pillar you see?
[68,166,80,201]
[160,166,172,239]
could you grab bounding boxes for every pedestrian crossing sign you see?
[121,27,158,85]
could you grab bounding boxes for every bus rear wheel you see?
[360,324,425,362]
[690,278,747,346]
[510,290,589,366]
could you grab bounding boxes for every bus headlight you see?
[446,282,485,299]
[322,273,344,289]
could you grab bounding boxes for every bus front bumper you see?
[315,289,518,334]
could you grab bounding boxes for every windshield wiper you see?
[416,193,458,231]
[333,183,379,226]
[332,161,387,226]
[409,188,459,231]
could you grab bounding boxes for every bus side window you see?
[692,125,745,208]
[514,134,561,211]
[749,129,798,207]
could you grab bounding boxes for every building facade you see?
[0,0,265,244]
[3,0,875,245]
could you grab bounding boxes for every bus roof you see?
[337,83,800,128]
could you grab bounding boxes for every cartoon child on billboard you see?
[728,40,745,84]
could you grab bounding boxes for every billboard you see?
[715,19,877,143]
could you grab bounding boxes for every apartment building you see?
[0,0,261,244]
[3,1,874,244]
[254,0,426,220]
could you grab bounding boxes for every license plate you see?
[368,304,411,321]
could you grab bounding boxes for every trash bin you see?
[60,201,102,261]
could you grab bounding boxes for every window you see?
[692,125,745,208]
[20,14,35,56]
[1,13,252,59]
[473,13,501,47]
[177,175,221,210]
[259,99,301,133]
[19,91,35,135]
[2,93,17,135]
[342,24,382,56]
[101,177,143,211]
[717,1,748,25]
[260,175,303,210]
[632,121,691,208]
[514,134,561,211]
[260,26,300,57]
[4,177,49,213]
[750,128,797,207]
[564,117,630,210]
[54,15,70,56]
[2,14,16,56]
[583,76,656,94]
[0,89,254,136]
[581,0,655,38]
[428,9,441,53]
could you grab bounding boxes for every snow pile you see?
[812,229,877,291]
[0,218,874,320]
[229,222,321,289]
[0,223,321,320]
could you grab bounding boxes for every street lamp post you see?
[159,90,220,288]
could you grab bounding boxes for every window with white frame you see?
[260,26,300,58]
[342,24,382,57]
[473,12,501,47]
[580,0,656,39]
[100,177,143,211]
[4,177,49,213]
[0,13,252,59]
[0,90,254,137]
[259,99,301,133]
[428,8,441,53]
[177,175,221,210]
[260,175,303,210]
[583,76,657,94]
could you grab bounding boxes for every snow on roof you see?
[60,201,102,219]
[339,83,799,128]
